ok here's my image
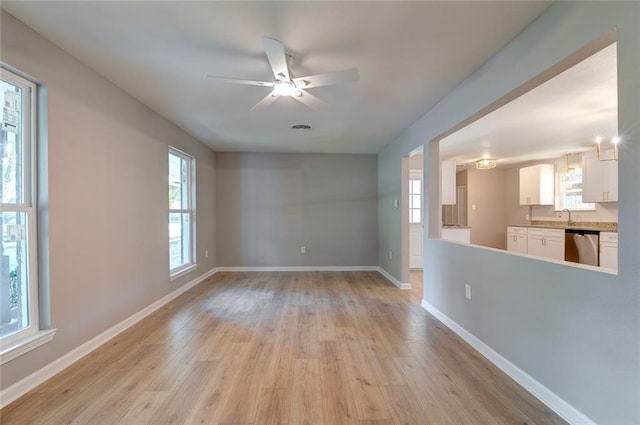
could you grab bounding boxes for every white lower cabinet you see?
[599,232,618,271]
[442,227,470,244]
[526,228,565,261]
[507,226,617,271]
[507,226,528,254]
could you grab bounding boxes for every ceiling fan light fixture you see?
[273,80,299,97]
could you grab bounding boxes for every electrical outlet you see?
[389,251,393,260]
[525,213,530,221]
[465,284,471,300]
[301,246,306,254]
[205,250,209,258]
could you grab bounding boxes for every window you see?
[1,68,51,357]
[168,147,195,277]
[556,168,595,211]
[409,178,421,224]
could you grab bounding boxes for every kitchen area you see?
[506,153,618,271]
[439,150,618,273]
[438,41,619,273]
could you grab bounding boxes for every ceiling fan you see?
[204,37,359,111]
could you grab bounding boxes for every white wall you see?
[378,2,639,424]
[0,12,217,390]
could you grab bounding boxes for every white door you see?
[409,172,423,269]
[410,224,423,268]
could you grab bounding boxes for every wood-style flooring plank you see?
[255,387,290,425]
[115,391,170,425]
[289,359,324,425]
[183,342,250,425]
[218,341,274,424]
[319,341,360,425]
[0,271,567,425]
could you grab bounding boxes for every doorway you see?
[400,146,425,301]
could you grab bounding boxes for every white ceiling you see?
[440,43,618,167]
[1,1,551,154]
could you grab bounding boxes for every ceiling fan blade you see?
[204,75,273,87]
[293,68,359,89]
[250,92,279,111]
[263,37,290,81]
[292,90,329,111]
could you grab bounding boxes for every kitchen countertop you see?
[508,222,617,232]
[442,225,471,229]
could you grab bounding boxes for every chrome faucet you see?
[562,208,573,225]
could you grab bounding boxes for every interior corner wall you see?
[504,166,530,226]
[0,12,217,390]
[377,2,640,424]
[466,168,506,249]
[215,152,378,267]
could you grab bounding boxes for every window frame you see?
[554,165,596,212]
[409,176,422,224]
[0,67,55,365]
[168,146,196,279]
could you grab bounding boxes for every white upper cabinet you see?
[441,160,457,205]
[519,164,554,205]
[582,152,618,202]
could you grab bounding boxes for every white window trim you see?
[0,329,56,366]
[0,68,53,364]
[169,264,198,281]
[168,147,196,278]
[554,165,596,212]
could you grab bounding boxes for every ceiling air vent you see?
[291,124,311,130]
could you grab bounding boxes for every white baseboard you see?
[0,268,217,409]
[377,267,411,290]
[420,300,596,425]
[216,266,378,272]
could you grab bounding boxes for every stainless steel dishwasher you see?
[564,229,599,266]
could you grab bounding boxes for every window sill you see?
[0,329,57,366]
[170,264,198,281]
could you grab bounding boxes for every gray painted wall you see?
[216,153,378,267]
[1,13,217,390]
[378,2,639,424]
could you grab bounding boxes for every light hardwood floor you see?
[1,271,566,425]
[409,269,423,303]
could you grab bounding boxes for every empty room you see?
[0,2,638,425]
